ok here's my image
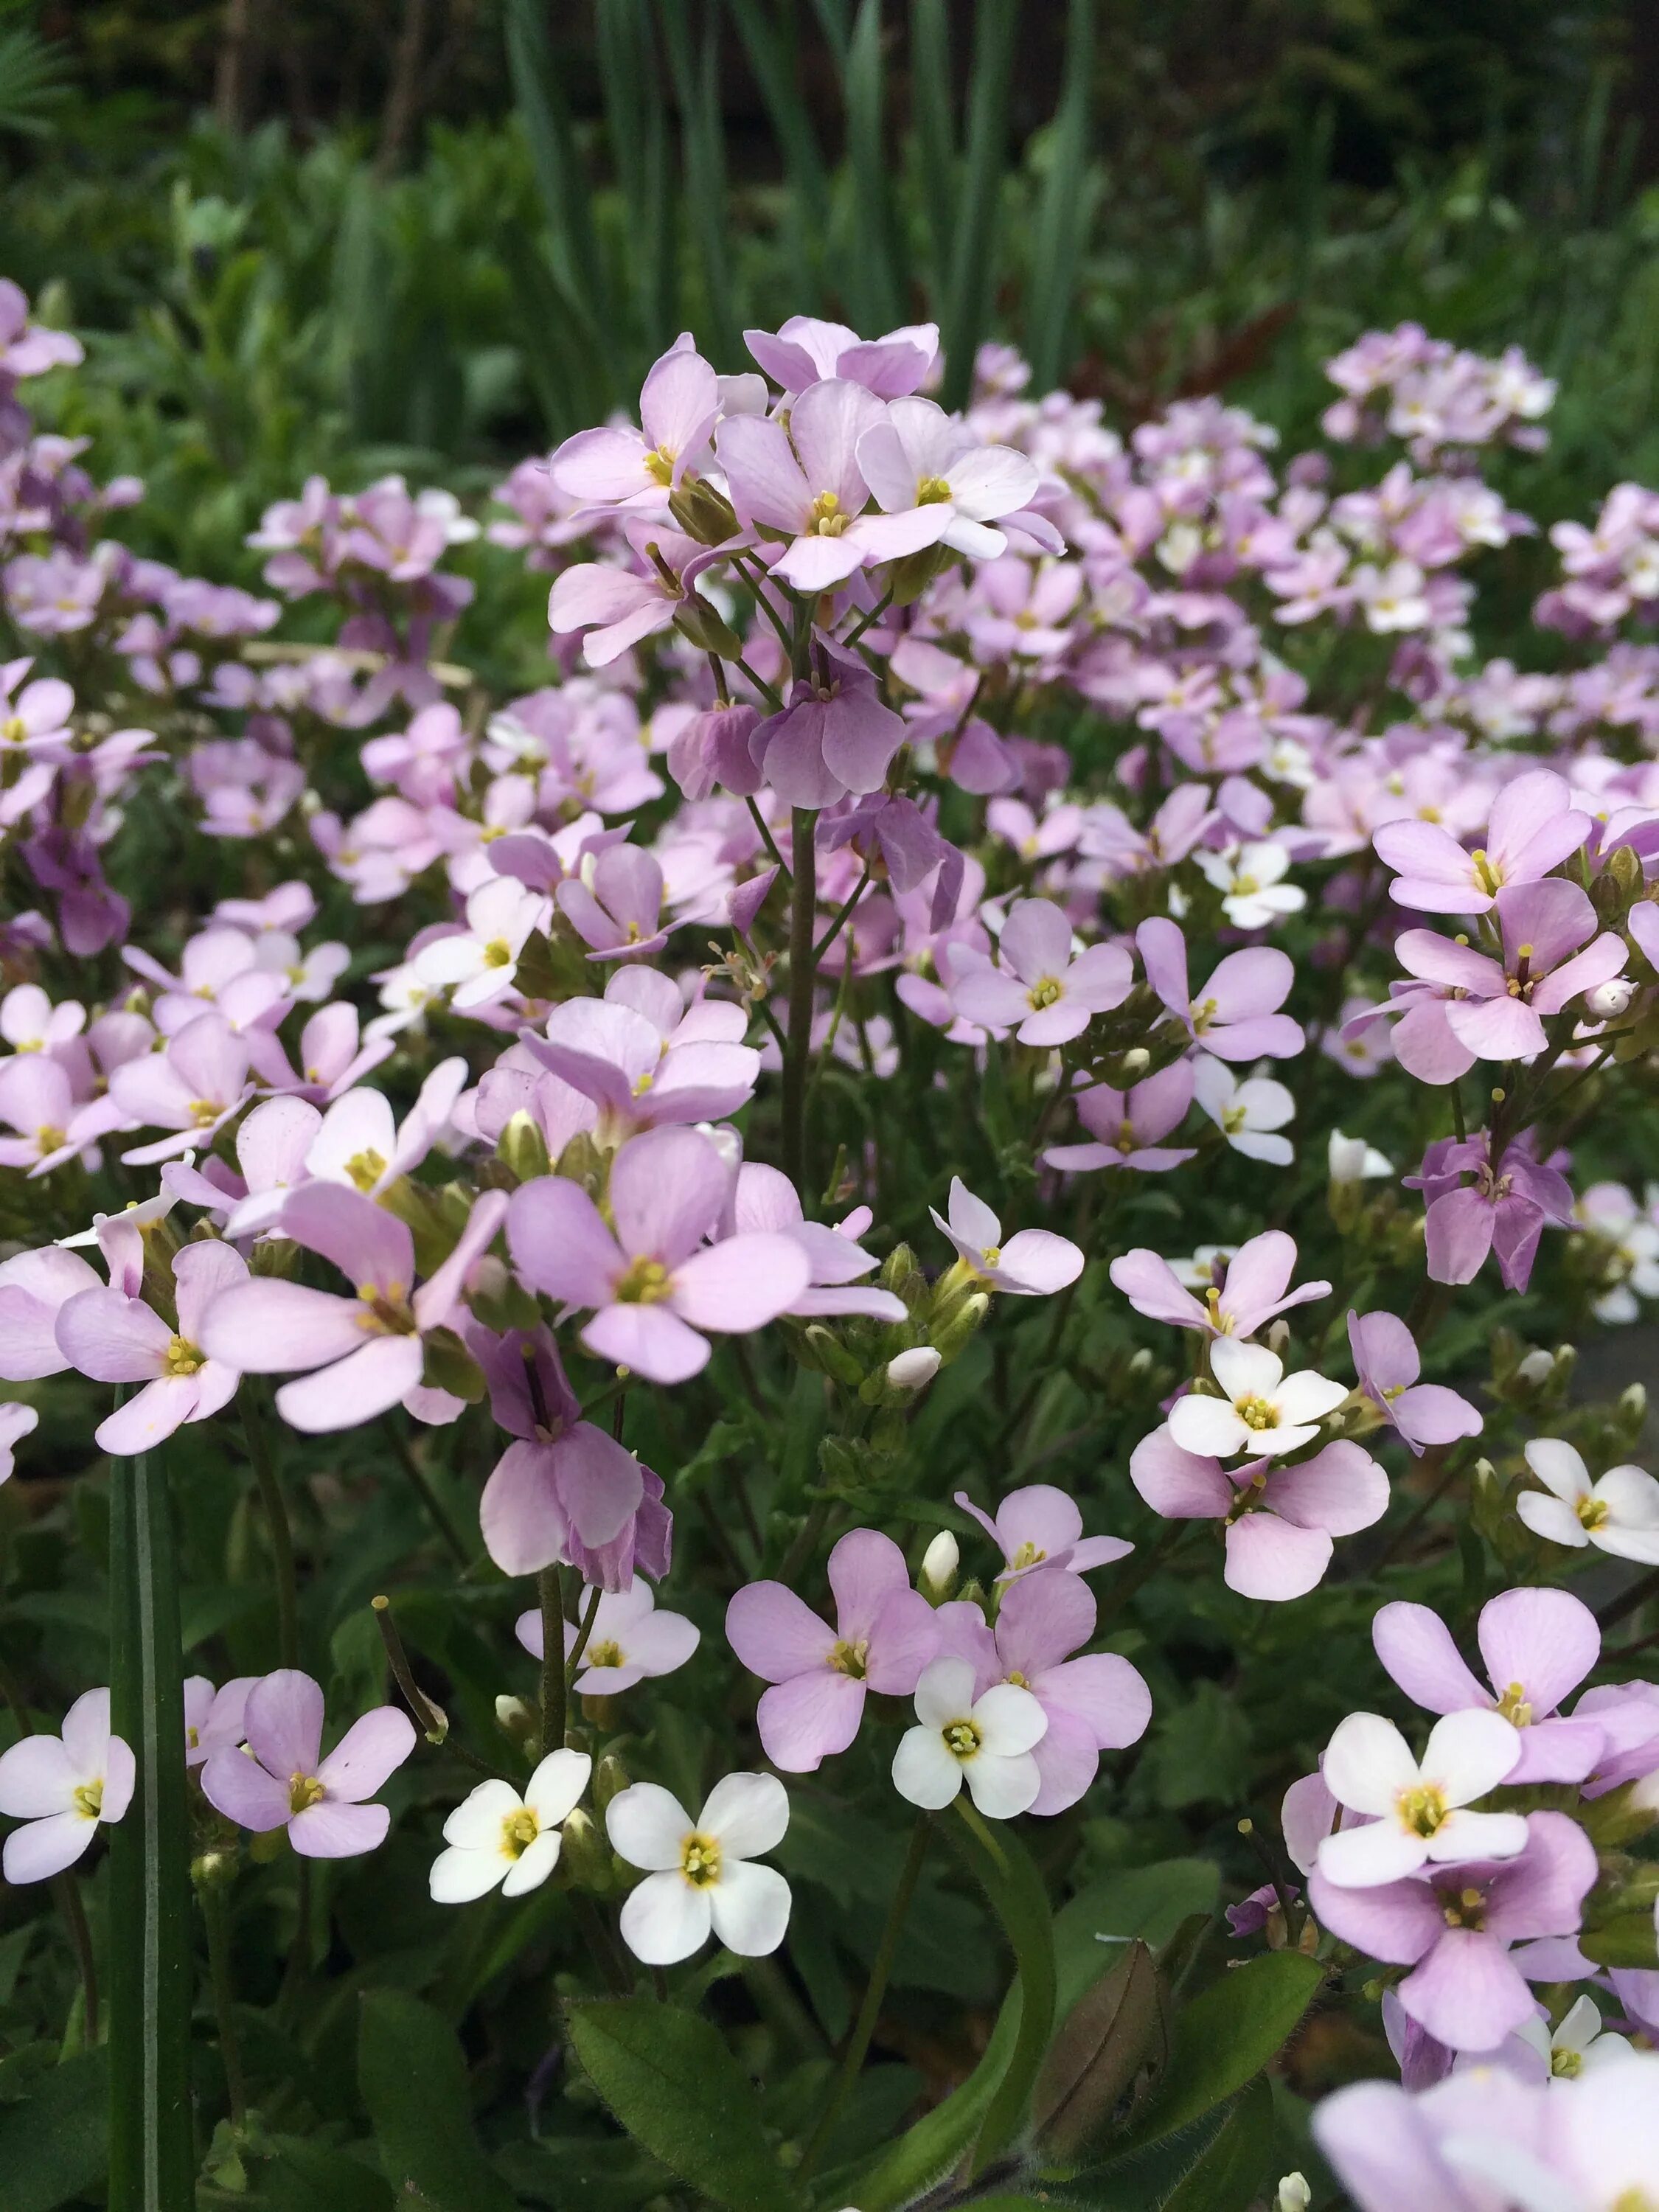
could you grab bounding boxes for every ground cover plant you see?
[4,172,1659,2212]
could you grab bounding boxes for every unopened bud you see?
[498,1109,550,1185]
[495,1694,538,1746]
[887,1346,941,1392]
[1127,1346,1153,1377]
[191,1848,238,1893]
[1119,1047,1152,1081]
[804,1324,866,1388]
[934,1290,990,1361]
[1276,2177,1312,2212]
[594,1753,631,1812]
[1621,1382,1647,1422]
[560,1805,611,1888]
[1587,977,1635,1022]
[918,1529,959,1602]
[1516,1348,1555,1385]
[1266,1318,1290,1355]
[880,1242,923,1302]
[1610,846,1645,900]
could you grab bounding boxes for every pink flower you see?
[505,1127,810,1384]
[1308,1812,1596,2053]
[1408,1133,1573,1292]
[0,1688,133,1883]
[412,874,551,1008]
[550,341,720,510]
[950,898,1132,1045]
[557,846,669,962]
[726,1529,939,1770]
[0,1399,35,1484]
[1109,1229,1329,1338]
[716,378,942,592]
[1130,1427,1388,1599]
[519,971,758,1141]
[1374,1588,1606,1784]
[201,1669,414,1858]
[197,1183,507,1432]
[1135,917,1303,1060]
[516,1580,698,1696]
[933,1568,1151,1812]
[55,1240,248,1455]
[952,1481,1132,1581]
[750,641,906,808]
[0,1245,104,1378]
[1374,768,1592,914]
[731,1164,905,1321]
[470,1324,644,1583]
[931,1177,1082,1295]
[1044,1062,1196,1175]
[855,397,1040,561]
[745,316,939,399]
[107,1011,255,1166]
[183,1675,255,1769]
[549,523,732,667]
[1347,1309,1483,1455]
[1394,880,1626,1067]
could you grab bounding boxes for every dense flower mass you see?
[4,282,1659,2205]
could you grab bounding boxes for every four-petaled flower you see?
[429,1750,592,1902]
[605,1771,792,1965]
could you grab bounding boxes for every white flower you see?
[1192,1057,1295,1165]
[1315,1709,1526,1888]
[1327,1129,1393,1183]
[1352,558,1430,633]
[1517,1439,1659,1564]
[605,1772,791,1965]
[428,1749,591,1902]
[1167,1340,1346,1461]
[1508,1994,1630,2080]
[1194,842,1306,931]
[891,1657,1046,1819]
[412,876,550,1012]
[918,1528,959,1601]
[1585,977,1635,1023]
[0,1688,134,1883]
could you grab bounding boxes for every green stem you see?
[813,865,872,964]
[566,1582,603,1683]
[798,1814,930,2177]
[382,1416,473,1568]
[744,796,787,874]
[107,1439,195,2212]
[538,1565,568,1756]
[242,1397,298,1670]
[782,807,818,1194]
[199,1885,246,2130]
[843,585,894,647]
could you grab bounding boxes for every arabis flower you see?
[412,874,549,1009]
[1192,1058,1296,1164]
[1130,1428,1387,1600]
[0,1688,133,1882]
[1315,1708,1526,1887]
[950,898,1132,1046]
[1374,768,1590,914]
[0,1400,38,1484]
[1195,841,1306,930]
[1168,1340,1346,1461]
[550,341,719,509]
[1347,1310,1482,1455]
[516,1582,698,1696]
[1517,1438,1659,1564]
[1136,917,1303,1061]
[1110,1230,1329,1338]
[1044,1062,1196,1175]
[855,396,1040,561]
[429,1750,592,1902]
[953,1481,1131,1581]
[605,1771,791,1965]
[893,1657,1047,1818]
[201,1669,415,1858]
[55,1240,248,1455]
[931,1177,1082,1295]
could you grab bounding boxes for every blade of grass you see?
[809,0,852,72]
[727,0,831,281]
[1023,0,1096,391]
[940,0,1020,408]
[908,0,955,307]
[106,1441,193,2212]
[844,0,901,332]
[661,1,742,366]
[597,0,672,353]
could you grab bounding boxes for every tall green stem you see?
[782,805,818,1193]
[798,1813,930,2177]
[242,1397,298,1669]
[107,1441,194,2212]
[199,1883,246,2129]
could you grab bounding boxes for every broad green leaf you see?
[265,2135,395,2212]
[106,1445,194,2212]
[1056,2104,1234,2211]
[1162,2078,1276,2212]
[565,1998,801,2212]
[0,2048,107,2212]
[946,1806,1057,2174]
[1115,1953,1324,2152]
[358,1989,517,2212]
[1579,1913,1659,1969]
[1032,1939,1169,2160]
[834,1980,1020,2212]
[1054,1861,1220,2013]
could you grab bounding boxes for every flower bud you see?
[559,1806,612,1889]
[1587,977,1635,1022]
[1266,1318,1290,1354]
[190,1847,238,1893]
[918,1529,959,1602]
[1516,1348,1556,1385]
[933,1290,990,1362]
[887,1346,941,1392]
[495,1694,538,1746]
[498,1108,551,1186]
[1621,1382,1647,1422]
[594,1753,631,1812]
[1119,1047,1151,1082]
[667,476,739,545]
[804,1324,866,1388]
[1276,2177,1312,2212]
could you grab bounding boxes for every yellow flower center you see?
[615,1256,670,1304]
[979,1244,1001,1270]
[1577,1495,1610,1531]
[357,1283,417,1335]
[344,1147,387,1192]
[289,1773,326,1814]
[828,1637,869,1680]
[37,1123,67,1153]
[1026,975,1063,1011]
[72,1780,104,1821]
[681,1832,721,1887]
[586,1640,624,1670]
[1397,1783,1448,1838]
[1551,2045,1584,2078]
[187,1099,221,1127]
[1495,1681,1533,1728]
[942,1719,981,1761]
[1470,847,1503,896]
[1190,994,1219,1034]
[1441,1885,1486,1930]
[163,1335,205,1377]
[1009,1541,1046,1570]
[810,490,847,537]
[482,938,514,969]
[644,445,675,486]
[1237,1394,1279,1431]
[501,1806,540,1859]
[916,476,953,505]
[1,714,26,742]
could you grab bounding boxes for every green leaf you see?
[1579,1913,1659,1969]
[1033,1939,1170,2160]
[1116,1954,1323,2152]
[0,2048,107,2212]
[1023,0,1099,389]
[1161,2078,1277,2212]
[1054,1861,1220,2014]
[939,0,1020,408]
[946,1804,1057,2174]
[105,1444,194,2212]
[835,1980,1020,2212]
[564,1998,802,2212]
[358,1990,518,2212]
[265,2136,396,2212]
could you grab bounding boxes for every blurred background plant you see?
[3,0,1657,574]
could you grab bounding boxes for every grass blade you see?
[727,0,831,283]
[106,1444,193,2212]
[908,0,955,305]
[1024,0,1096,392]
[844,0,901,332]
[597,0,672,352]
[661,1,741,366]
[940,0,1020,408]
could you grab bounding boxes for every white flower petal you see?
[892,1726,964,1809]
[707,1860,791,1956]
[619,1870,712,1964]
[964,1750,1040,1820]
[605,1781,691,1872]
[699,1771,788,1860]
[1323,1711,1419,1816]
